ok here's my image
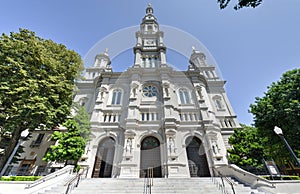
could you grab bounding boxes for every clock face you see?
[144,39,156,46]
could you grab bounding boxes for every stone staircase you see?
[67,177,267,194]
[226,177,267,194]
[36,178,72,194]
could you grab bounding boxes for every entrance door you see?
[140,136,162,178]
[186,137,210,177]
[92,137,115,178]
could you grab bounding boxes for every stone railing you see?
[25,165,74,194]
[216,164,274,193]
[216,164,300,193]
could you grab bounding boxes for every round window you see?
[143,85,158,97]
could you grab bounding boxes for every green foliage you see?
[0,28,83,169]
[261,175,300,180]
[73,103,91,141]
[228,125,267,169]
[0,29,83,132]
[250,69,300,161]
[73,164,81,173]
[43,117,90,163]
[0,176,41,181]
[43,103,90,164]
[217,0,262,10]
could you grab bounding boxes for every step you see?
[55,177,267,194]
[70,178,222,194]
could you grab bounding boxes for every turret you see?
[94,49,111,68]
[189,46,207,68]
[85,49,112,80]
[189,47,219,80]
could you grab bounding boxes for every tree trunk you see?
[0,128,22,173]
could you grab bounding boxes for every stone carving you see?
[168,137,176,153]
[125,138,133,153]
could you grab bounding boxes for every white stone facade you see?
[74,4,240,178]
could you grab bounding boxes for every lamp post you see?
[0,129,30,178]
[274,126,300,168]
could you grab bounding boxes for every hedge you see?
[0,176,41,181]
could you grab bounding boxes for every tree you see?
[228,124,267,173]
[217,0,262,10]
[250,69,300,162]
[0,29,83,170]
[73,103,91,141]
[43,119,87,165]
[43,104,90,165]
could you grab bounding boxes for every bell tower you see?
[133,4,167,68]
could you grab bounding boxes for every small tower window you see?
[154,57,158,67]
[142,58,146,67]
[148,58,152,67]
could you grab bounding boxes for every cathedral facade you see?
[74,4,240,178]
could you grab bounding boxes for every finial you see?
[146,3,153,14]
[105,48,109,54]
[192,46,195,51]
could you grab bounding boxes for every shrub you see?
[0,176,41,181]
[261,175,300,180]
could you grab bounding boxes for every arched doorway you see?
[92,137,116,178]
[186,136,210,177]
[140,136,162,178]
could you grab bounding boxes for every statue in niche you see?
[130,84,138,98]
[96,87,108,102]
[125,138,132,153]
[211,141,220,155]
[164,87,169,97]
[196,87,203,99]
[96,90,105,102]
[168,137,175,153]
[99,91,104,100]
[163,83,170,98]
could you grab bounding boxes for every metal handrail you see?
[144,167,154,194]
[221,176,236,194]
[211,173,236,194]
[211,176,227,194]
[65,167,88,194]
[218,172,236,194]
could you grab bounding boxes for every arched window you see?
[111,89,122,105]
[154,57,158,68]
[179,89,190,104]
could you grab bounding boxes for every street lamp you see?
[0,129,30,178]
[274,126,300,168]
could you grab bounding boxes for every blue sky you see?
[1,0,299,125]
